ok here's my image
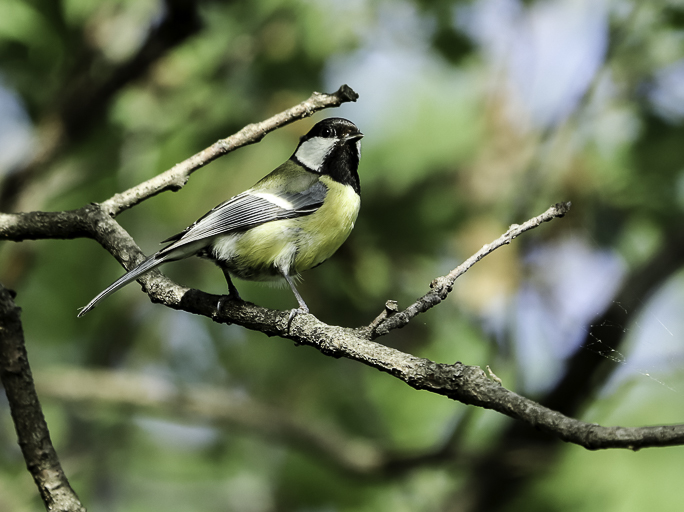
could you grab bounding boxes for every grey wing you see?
[159,182,327,255]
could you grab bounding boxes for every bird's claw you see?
[216,292,242,317]
[217,296,226,313]
[287,307,309,331]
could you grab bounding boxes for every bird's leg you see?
[283,271,309,325]
[221,268,241,300]
[216,268,242,314]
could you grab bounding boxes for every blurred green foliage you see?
[2,0,684,511]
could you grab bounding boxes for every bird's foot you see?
[216,291,242,315]
[287,306,309,331]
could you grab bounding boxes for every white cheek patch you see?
[356,140,361,161]
[295,137,337,172]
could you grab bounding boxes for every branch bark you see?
[0,285,86,512]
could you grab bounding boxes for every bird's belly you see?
[211,179,360,281]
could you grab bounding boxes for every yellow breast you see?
[291,175,360,273]
[213,175,360,280]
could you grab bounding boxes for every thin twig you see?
[369,202,572,337]
[101,85,359,217]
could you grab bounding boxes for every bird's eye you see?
[321,127,333,137]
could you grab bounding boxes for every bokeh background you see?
[2,0,684,510]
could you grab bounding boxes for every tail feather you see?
[77,254,168,317]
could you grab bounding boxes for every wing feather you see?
[159,182,327,256]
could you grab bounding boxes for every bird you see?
[78,117,363,318]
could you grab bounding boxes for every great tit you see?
[78,117,363,317]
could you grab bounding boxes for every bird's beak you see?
[345,132,364,142]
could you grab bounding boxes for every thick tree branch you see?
[0,285,85,512]
[93,203,683,451]
[22,202,677,452]
[0,208,95,241]
[183,292,684,450]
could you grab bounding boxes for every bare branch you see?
[369,202,572,337]
[106,279,684,451]
[0,285,86,512]
[100,85,360,216]
[0,208,94,241]
[1,121,679,453]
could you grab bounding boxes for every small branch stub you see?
[368,300,399,332]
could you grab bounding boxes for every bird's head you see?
[293,118,363,175]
